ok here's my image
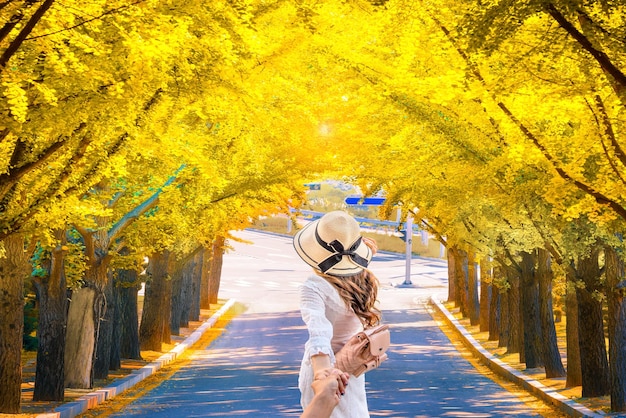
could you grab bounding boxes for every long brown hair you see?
[316,268,381,327]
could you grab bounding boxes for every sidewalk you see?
[19,296,605,418]
[429,297,604,418]
[27,299,236,418]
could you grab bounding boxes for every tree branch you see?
[0,0,55,70]
[429,10,626,222]
[0,128,9,142]
[546,4,626,95]
[524,203,564,265]
[419,218,447,247]
[496,101,626,220]
[25,0,146,41]
[74,224,95,261]
[0,130,92,238]
[583,94,626,186]
[0,0,38,45]
[62,132,129,197]
[594,94,626,168]
[0,122,87,202]
[107,164,186,242]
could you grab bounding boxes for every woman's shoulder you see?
[301,274,347,313]
[302,274,331,290]
[302,275,343,298]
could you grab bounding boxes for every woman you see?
[293,210,382,418]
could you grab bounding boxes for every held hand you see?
[303,371,348,418]
[314,368,350,397]
[311,375,340,408]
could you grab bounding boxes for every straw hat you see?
[293,211,372,276]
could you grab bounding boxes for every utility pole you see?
[402,214,413,286]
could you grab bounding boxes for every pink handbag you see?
[334,324,390,377]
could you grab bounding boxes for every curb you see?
[429,296,604,418]
[36,298,237,418]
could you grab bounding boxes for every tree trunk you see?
[605,245,626,412]
[110,281,122,371]
[576,248,610,397]
[447,246,456,304]
[140,251,173,351]
[0,234,28,413]
[64,230,111,389]
[172,254,196,333]
[111,254,139,369]
[200,247,211,309]
[479,259,491,333]
[93,275,114,379]
[33,236,68,401]
[179,253,198,328]
[64,287,96,388]
[162,270,172,345]
[467,252,479,326]
[454,248,469,318]
[505,266,522,354]
[488,288,500,341]
[189,250,202,322]
[208,236,225,305]
[520,251,543,369]
[118,266,141,360]
[62,176,177,384]
[498,286,510,349]
[537,248,565,378]
[565,269,582,388]
[170,266,184,336]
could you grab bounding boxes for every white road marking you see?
[263,281,281,288]
[268,253,294,258]
[235,279,253,287]
[254,244,286,251]
[218,287,241,294]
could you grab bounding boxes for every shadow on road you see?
[111,309,547,417]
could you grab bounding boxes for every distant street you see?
[107,229,554,417]
[218,229,449,313]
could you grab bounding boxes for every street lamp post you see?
[402,214,413,286]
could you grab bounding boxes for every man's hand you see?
[311,375,340,407]
[313,368,349,397]
[302,370,350,418]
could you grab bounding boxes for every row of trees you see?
[0,0,330,413]
[2,0,626,414]
[322,0,626,412]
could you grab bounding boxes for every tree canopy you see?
[1,0,626,411]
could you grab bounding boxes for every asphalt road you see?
[108,229,549,417]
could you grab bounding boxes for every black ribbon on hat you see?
[315,227,370,273]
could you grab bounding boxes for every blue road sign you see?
[344,195,386,206]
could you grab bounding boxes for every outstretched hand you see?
[362,236,378,255]
[302,369,350,418]
[312,375,340,407]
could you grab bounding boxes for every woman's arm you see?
[300,279,348,394]
[311,354,332,376]
[311,355,348,395]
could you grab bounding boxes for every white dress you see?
[299,275,369,418]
